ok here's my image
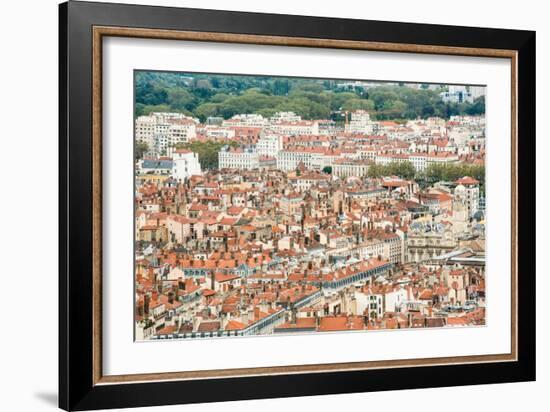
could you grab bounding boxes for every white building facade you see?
[333,159,371,178]
[218,147,260,170]
[135,112,198,155]
[345,110,376,134]
[257,133,284,157]
[171,149,202,181]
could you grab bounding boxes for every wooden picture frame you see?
[59,1,535,410]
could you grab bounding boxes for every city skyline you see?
[134,71,486,341]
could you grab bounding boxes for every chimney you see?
[144,293,151,315]
[254,307,260,321]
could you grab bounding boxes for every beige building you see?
[407,231,457,262]
[333,158,371,178]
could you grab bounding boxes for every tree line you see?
[135,71,485,122]
[364,161,485,192]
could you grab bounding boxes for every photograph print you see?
[134,71,486,341]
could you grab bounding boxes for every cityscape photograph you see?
[134,71,486,340]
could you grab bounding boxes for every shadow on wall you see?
[34,392,58,407]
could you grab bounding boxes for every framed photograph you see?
[59,1,536,410]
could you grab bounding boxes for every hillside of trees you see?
[135,71,485,122]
